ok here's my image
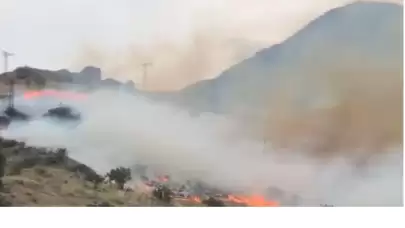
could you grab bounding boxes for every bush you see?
[0,116,11,129]
[44,149,67,166]
[86,201,113,207]
[0,195,12,206]
[106,167,132,190]
[202,197,225,207]
[8,157,41,175]
[0,153,5,177]
[152,185,173,203]
[90,175,104,190]
[72,164,104,189]
[0,152,6,191]
[1,139,18,148]
[4,107,30,121]
[55,148,67,163]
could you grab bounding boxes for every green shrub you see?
[106,167,132,190]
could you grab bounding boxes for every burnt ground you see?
[0,137,205,207]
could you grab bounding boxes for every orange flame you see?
[227,194,279,207]
[190,196,201,203]
[23,90,88,100]
[157,175,169,183]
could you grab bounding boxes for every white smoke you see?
[1,90,402,206]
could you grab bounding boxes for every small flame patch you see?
[23,89,88,100]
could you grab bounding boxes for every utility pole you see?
[2,50,15,108]
[263,138,267,154]
[141,62,152,90]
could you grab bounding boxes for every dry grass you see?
[1,165,208,207]
[0,166,164,206]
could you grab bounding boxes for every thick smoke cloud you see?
[1,90,402,206]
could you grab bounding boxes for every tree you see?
[106,167,132,190]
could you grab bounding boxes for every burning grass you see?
[0,137,282,207]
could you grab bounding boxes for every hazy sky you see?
[0,0,402,87]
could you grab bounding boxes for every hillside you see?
[174,2,403,115]
[0,138,206,206]
[0,138,148,206]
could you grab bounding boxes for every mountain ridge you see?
[173,1,403,115]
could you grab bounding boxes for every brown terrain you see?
[0,138,209,207]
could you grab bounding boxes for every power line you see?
[141,62,152,90]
